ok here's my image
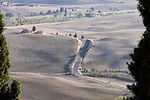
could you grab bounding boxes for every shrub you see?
[73,33,77,38]
[21,29,29,33]
[32,26,36,32]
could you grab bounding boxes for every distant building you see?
[92,13,103,18]
[2,2,9,6]
[92,10,138,18]
[1,2,12,6]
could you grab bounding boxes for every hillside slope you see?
[5,29,77,73]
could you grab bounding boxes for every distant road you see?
[72,39,94,76]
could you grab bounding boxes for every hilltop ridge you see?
[1,0,118,4]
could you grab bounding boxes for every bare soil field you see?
[5,29,77,73]
[11,72,126,100]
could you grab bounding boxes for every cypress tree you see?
[0,12,10,99]
[127,0,150,100]
[0,13,21,100]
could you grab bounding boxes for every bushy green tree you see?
[127,0,150,100]
[0,13,21,100]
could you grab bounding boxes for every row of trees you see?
[30,7,68,17]
[69,33,84,39]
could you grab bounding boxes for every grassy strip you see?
[82,68,134,81]
[4,16,78,26]
[112,94,134,100]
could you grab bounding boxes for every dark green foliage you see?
[0,13,10,98]
[47,9,52,14]
[32,26,36,32]
[0,13,21,100]
[56,9,59,13]
[65,8,67,13]
[90,7,94,11]
[10,80,21,100]
[73,33,77,38]
[0,14,4,34]
[127,0,150,100]
[81,35,84,39]
[60,7,65,13]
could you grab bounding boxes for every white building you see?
[92,13,103,18]
[2,2,9,6]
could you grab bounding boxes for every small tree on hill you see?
[81,35,84,39]
[127,0,150,100]
[47,9,52,15]
[32,26,36,32]
[0,13,21,100]
[91,7,94,11]
[60,7,65,13]
[73,33,77,38]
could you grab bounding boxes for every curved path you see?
[72,39,95,76]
